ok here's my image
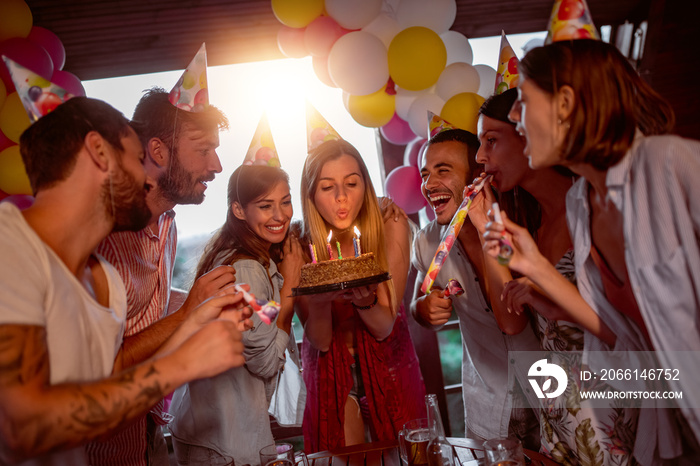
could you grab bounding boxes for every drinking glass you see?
[259,443,308,466]
[482,438,525,466]
[398,418,430,466]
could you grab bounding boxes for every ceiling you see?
[26,0,650,81]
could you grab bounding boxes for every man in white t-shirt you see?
[0,97,248,466]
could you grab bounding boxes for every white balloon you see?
[396,0,457,33]
[342,91,352,112]
[395,86,429,121]
[441,30,473,65]
[407,93,445,139]
[326,0,383,30]
[328,31,389,96]
[522,37,545,54]
[474,64,497,99]
[362,13,401,48]
[436,62,480,101]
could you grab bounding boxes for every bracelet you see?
[352,292,378,310]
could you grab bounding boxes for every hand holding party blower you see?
[233,284,280,325]
[420,176,492,294]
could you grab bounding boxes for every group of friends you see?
[0,38,699,466]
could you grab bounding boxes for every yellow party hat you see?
[168,43,209,112]
[545,0,600,44]
[243,112,280,167]
[494,31,519,95]
[306,100,341,152]
[3,55,73,122]
[427,111,460,140]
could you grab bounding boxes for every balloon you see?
[395,86,429,121]
[423,205,436,222]
[51,70,85,97]
[362,14,401,48]
[27,26,66,70]
[0,38,54,92]
[0,193,34,209]
[0,93,31,143]
[441,30,473,65]
[347,87,394,127]
[0,0,32,43]
[277,26,308,58]
[0,145,32,195]
[436,62,480,101]
[304,16,347,57]
[0,78,6,110]
[380,113,417,146]
[0,129,14,152]
[474,64,497,99]
[396,0,457,33]
[0,188,7,201]
[312,55,336,88]
[407,93,445,139]
[384,165,427,214]
[271,0,323,28]
[440,92,485,134]
[325,0,382,30]
[341,91,352,113]
[522,37,545,54]
[403,137,428,167]
[388,27,446,91]
[328,31,388,96]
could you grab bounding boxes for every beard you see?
[157,151,208,205]
[104,164,151,232]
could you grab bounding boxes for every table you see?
[306,438,559,466]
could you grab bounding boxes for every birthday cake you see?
[295,253,389,292]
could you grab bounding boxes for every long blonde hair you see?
[300,139,397,311]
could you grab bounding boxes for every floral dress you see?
[534,250,639,466]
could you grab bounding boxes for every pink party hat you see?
[545,0,600,44]
[494,31,519,95]
[427,111,460,140]
[306,101,341,152]
[2,55,73,122]
[168,43,209,112]
[243,112,281,167]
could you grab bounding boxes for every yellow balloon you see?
[0,0,32,42]
[440,92,485,134]
[388,27,446,91]
[271,0,324,28]
[0,145,32,195]
[348,89,395,128]
[0,93,31,143]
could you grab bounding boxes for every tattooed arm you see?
[0,293,246,464]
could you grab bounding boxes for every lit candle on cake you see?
[336,241,343,260]
[308,243,317,264]
[326,230,334,260]
[353,226,361,257]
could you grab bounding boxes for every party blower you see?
[420,176,491,294]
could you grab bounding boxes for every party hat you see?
[2,55,73,122]
[494,32,519,95]
[243,112,280,167]
[306,101,341,152]
[168,43,209,112]
[545,0,600,44]
[427,111,460,140]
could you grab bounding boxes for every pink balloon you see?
[384,165,427,214]
[304,16,348,57]
[27,26,66,71]
[51,70,86,97]
[1,194,34,210]
[0,38,54,92]
[312,55,337,88]
[380,113,417,145]
[423,205,436,222]
[403,137,428,167]
[277,26,308,58]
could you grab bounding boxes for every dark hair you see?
[195,165,290,279]
[19,97,131,194]
[479,88,518,125]
[130,87,229,151]
[427,128,481,178]
[520,39,675,169]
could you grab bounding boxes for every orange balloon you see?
[0,0,33,42]
[440,92,485,134]
[0,92,31,143]
[0,145,32,195]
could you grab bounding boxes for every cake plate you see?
[292,272,391,297]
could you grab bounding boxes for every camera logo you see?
[528,359,568,399]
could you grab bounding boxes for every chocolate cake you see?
[296,252,387,289]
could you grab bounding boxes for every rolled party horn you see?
[443,279,464,298]
[492,202,514,265]
[234,284,280,325]
[421,175,492,293]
